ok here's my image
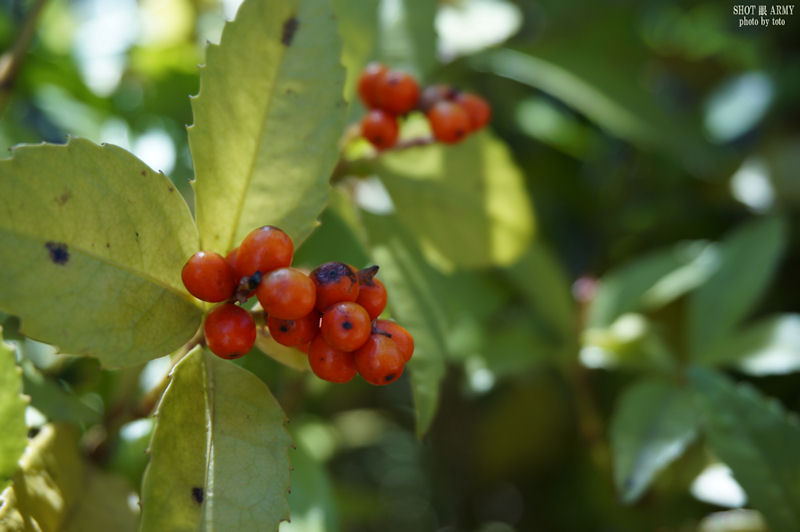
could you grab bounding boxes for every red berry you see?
[357,62,388,109]
[234,226,293,278]
[418,84,457,113]
[256,267,316,319]
[354,334,405,385]
[181,251,236,303]
[225,247,239,272]
[361,110,399,150]
[204,303,256,359]
[268,311,320,348]
[428,101,470,144]
[321,302,371,352]
[373,319,414,362]
[356,266,387,320]
[308,335,357,383]
[309,262,359,311]
[454,92,491,131]
[376,71,420,115]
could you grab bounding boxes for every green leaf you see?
[332,0,379,101]
[376,131,535,269]
[688,217,786,358]
[140,347,292,532]
[191,0,347,252]
[279,441,339,532]
[20,358,102,426]
[703,314,800,375]
[610,378,698,503]
[0,329,27,493]
[377,0,437,79]
[581,314,675,372]
[506,241,575,346]
[363,213,447,437]
[689,367,800,531]
[588,240,715,329]
[0,423,138,532]
[0,138,202,367]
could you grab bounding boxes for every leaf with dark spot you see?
[45,242,69,265]
[281,16,299,45]
[192,487,204,504]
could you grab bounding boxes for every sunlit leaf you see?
[191,0,347,252]
[611,378,698,503]
[0,424,138,532]
[0,138,202,367]
[0,329,27,493]
[140,347,292,532]
[363,213,447,437]
[689,367,800,531]
[376,131,535,269]
[688,216,786,358]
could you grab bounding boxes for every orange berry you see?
[181,251,236,303]
[454,92,491,131]
[321,302,371,352]
[374,319,414,362]
[361,109,399,150]
[204,303,256,359]
[427,101,470,144]
[310,262,359,311]
[356,266,387,320]
[376,70,420,115]
[268,311,320,348]
[308,335,357,383]
[354,334,405,385]
[357,62,388,109]
[234,226,293,278]
[256,267,316,320]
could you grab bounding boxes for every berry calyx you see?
[356,266,387,320]
[357,62,388,109]
[428,101,471,144]
[256,267,316,319]
[354,334,405,385]
[204,303,256,359]
[320,301,371,352]
[376,70,420,115]
[181,251,237,303]
[454,92,491,131]
[361,110,399,151]
[373,319,414,362]
[310,262,360,311]
[268,311,320,348]
[234,225,293,278]
[418,83,457,113]
[308,335,358,383]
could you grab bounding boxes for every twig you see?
[0,0,49,117]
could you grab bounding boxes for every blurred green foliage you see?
[1,0,798,530]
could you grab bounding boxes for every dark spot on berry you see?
[280,325,290,333]
[191,487,204,504]
[281,16,299,46]
[55,190,71,205]
[384,373,395,382]
[342,321,353,330]
[27,427,41,439]
[314,262,356,285]
[45,241,69,265]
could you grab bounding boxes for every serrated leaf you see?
[140,347,292,532]
[588,240,715,329]
[688,217,786,358]
[363,213,447,437]
[0,138,201,367]
[376,131,535,269]
[191,0,347,252]
[0,329,27,493]
[689,367,800,531]
[0,423,138,532]
[703,314,800,375]
[611,378,698,503]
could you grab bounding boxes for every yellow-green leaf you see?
[0,138,202,367]
[376,131,535,269]
[191,0,347,252]
[0,423,138,532]
[0,329,27,493]
[140,347,292,532]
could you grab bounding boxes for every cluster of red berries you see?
[357,62,491,150]
[180,225,414,385]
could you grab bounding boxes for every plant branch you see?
[0,0,49,117]
[330,136,436,183]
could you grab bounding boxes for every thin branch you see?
[0,0,49,117]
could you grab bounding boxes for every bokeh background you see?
[1,0,799,530]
